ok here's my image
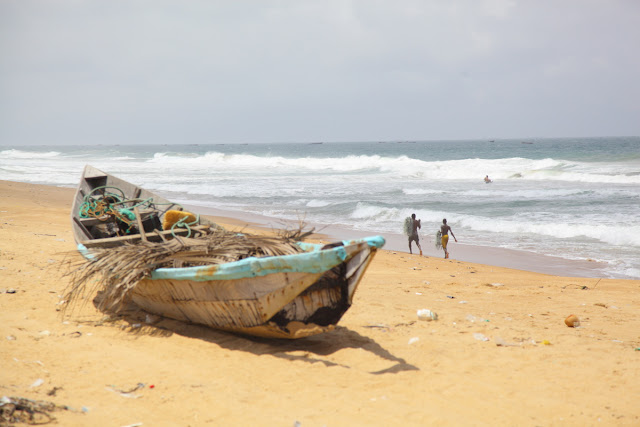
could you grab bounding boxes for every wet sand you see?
[1,180,639,426]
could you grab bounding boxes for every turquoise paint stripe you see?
[296,235,385,252]
[77,235,385,282]
[152,247,347,281]
[77,244,94,259]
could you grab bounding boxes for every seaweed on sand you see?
[0,396,69,425]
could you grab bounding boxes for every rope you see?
[79,187,127,223]
[170,214,200,238]
[78,185,188,236]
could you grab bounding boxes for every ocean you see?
[1,137,639,279]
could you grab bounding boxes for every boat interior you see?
[72,168,209,248]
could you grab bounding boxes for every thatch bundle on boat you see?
[62,226,313,316]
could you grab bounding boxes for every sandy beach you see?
[1,180,639,426]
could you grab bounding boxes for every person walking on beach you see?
[408,213,422,256]
[440,218,457,259]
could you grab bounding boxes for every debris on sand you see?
[0,396,70,425]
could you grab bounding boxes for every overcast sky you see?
[1,1,639,145]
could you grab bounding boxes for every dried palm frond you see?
[61,225,313,317]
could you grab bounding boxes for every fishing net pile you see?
[62,226,313,315]
[0,396,67,425]
[403,217,412,236]
[435,230,442,249]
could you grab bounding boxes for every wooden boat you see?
[71,165,385,338]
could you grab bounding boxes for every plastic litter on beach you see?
[30,378,44,388]
[408,337,420,345]
[495,337,518,347]
[14,358,44,366]
[417,309,438,321]
[473,333,489,341]
[107,383,146,399]
[466,314,489,323]
[363,323,390,330]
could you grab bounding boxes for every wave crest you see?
[144,151,640,184]
[0,149,61,159]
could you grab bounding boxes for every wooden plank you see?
[76,210,155,227]
[73,216,93,239]
[154,229,169,243]
[76,217,109,227]
[80,225,210,248]
[133,207,147,242]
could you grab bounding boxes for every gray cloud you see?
[1,0,639,145]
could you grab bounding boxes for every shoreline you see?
[0,178,617,278]
[183,202,612,279]
[0,179,624,279]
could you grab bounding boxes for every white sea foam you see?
[455,215,640,247]
[403,188,447,195]
[350,203,401,221]
[0,149,61,159]
[2,138,639,278]
[148,151,390,173]
[460,188,591,199]
[143,151,640,185]
[306,199,332,208]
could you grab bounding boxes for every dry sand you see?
[1,180,639,426]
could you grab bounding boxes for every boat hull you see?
[130,239,378,338]
[71,165,384,338]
